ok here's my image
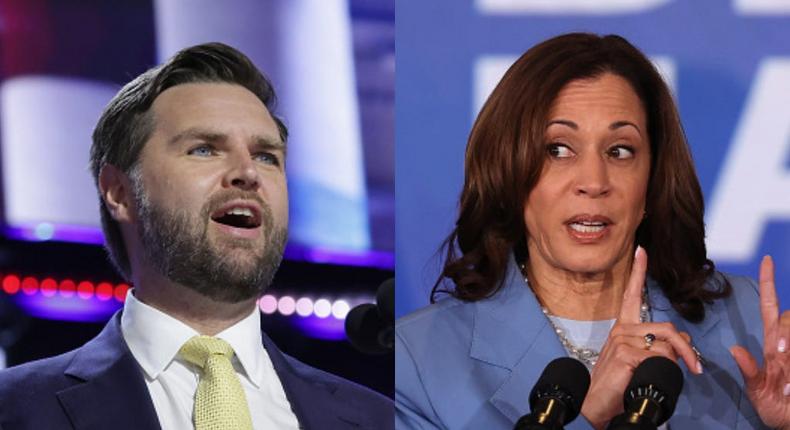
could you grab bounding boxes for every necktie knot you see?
[178,335,253,430]
[179,336,235,369]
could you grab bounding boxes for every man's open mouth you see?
[210,204,262,229]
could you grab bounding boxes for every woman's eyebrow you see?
[610,120,642,136]
[546,119,643,137]
[546,119,578,129]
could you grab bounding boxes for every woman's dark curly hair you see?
[431,33,730,323]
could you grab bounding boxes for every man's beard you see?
[133,182,287,303]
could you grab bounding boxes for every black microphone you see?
[606,356,684,430]
[376,278,394,323]
[514,357,591,430]
[344,278,394,354]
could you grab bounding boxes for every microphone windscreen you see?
[376,278,394,323]
[529,357,591,423]
[627,356,684,418]
[344,303,389,354]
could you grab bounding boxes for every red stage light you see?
[114,283,130,302]
[2,275,20,294]
[95,282,113,301]
[21,277,39,295]
[1,273,130,303]
[77,281,94,299]
[59,279,76,297]
[40,278,57,297]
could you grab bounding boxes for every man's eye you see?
[608,145,635,160]
[547,143,573,159]
[254,152,280,166]
[188,145,214,157]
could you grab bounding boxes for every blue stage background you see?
[396,0,790,317]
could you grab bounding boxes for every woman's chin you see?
[529,237,633,277]
[554,252,625,278]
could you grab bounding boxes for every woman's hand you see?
[580,247,702,430]
[731,256,790,430]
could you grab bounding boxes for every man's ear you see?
[99,165,135,223]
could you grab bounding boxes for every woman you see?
[395,33,789,429]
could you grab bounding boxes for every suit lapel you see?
[56,313,161,430]
[263,333,373,429]
[470,257,568,424]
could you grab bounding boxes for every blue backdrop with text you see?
[396,0,790,317]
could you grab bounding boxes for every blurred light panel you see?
[293,314,347,341]
[0,77,117,234]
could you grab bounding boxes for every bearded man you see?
[0,43,392,430]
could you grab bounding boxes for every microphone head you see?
[376,278,395,323]
[625,356,684,424]
[344,303,389,354]
[529,357,591,424]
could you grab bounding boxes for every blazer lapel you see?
[56,313,161,430]
[646,277,721,341]
[647,277,745,429]
[470,258,568,424]
[469,267,739,429]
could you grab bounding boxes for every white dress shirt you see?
[120,290,300,430]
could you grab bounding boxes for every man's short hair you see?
[90,42,287,280]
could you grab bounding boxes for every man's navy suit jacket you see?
[0,312,393,430]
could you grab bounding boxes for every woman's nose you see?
[574,155,610,197]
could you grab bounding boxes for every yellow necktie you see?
[179,336,253,430]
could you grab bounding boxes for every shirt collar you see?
[215,304,264,388]
[120,289,265,388]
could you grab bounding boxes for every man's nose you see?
[573,154,611,198]
[222,150,260,191]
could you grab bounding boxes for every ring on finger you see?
[691,345,707,367]
[644,333,656,350]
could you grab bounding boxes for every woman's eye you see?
[547,143,573,159]
[188,145,214,157]
[608,145,635,160]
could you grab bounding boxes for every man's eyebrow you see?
[168,128,225,146]
[252,135,287,157]
[253,135,285,149]
[168,127,286,152]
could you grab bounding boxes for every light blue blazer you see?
[396,258,769,429]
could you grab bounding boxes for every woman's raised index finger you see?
[619,246,648,323]
[759,255,779,331]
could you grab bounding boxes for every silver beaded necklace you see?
[520,265,651,367]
